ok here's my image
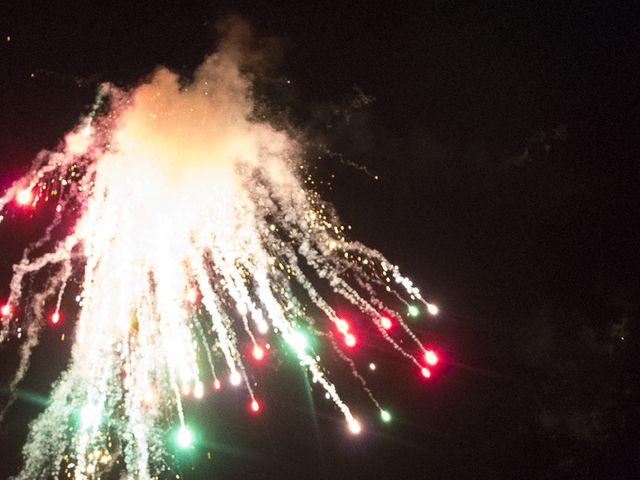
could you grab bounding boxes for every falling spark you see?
[252,344,265,361]
[0,35,441,479]
[426,303,439,316]
[424,349,439,366]
[16,188,33,206]
[348,418,362,435]
[344,333,357,348]
[50,311,61,325]
[176,426,193,449]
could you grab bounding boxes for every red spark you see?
[344,333,357,348]
[16,188,33,206]
[380,316,393,330]
[252,344,265,361]
[424,349,438,366]
[336,318,350,334]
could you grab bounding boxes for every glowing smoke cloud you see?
[0,29,439,479]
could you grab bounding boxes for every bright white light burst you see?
[0,41,440,479]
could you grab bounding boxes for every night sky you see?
[1,1,639,479]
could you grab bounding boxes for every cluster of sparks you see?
[0,47,440,479]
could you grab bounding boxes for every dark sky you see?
[1,1,639,479]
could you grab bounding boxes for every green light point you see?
[408,305,420,317]
[176,426,193,448]
[380,410,392,423]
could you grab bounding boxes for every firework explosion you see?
[0,37,440,479]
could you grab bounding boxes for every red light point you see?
[380,316,393,330]
[252,344,265,361]
[250,399,260,413]
[424,349,438,366]
[336,318,350,334]
[55,204,62,213]
[421,367,431,379]
[50,311,61,325]
[1,303,12,317]
[212,379,221,391]
[16,188,33,206]
[344,333,357,348]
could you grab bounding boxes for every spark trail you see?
[0,41,440,478]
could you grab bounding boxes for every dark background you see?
[1,1,639,478]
